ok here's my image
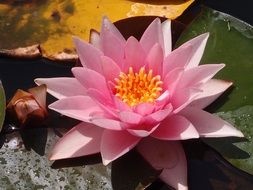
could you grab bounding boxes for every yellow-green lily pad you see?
[0,0,194,61]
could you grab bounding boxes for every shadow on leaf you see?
[203,137,250,159]
[111,150,161,190]
[51,153,102,169]
[20,127,48,156]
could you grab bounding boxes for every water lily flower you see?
[35,17,243,189]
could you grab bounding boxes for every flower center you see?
[114,67,163,106]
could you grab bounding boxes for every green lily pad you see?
[177,7,253,175]
[0,81,5,132]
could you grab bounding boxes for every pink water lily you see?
[35,17,243,190]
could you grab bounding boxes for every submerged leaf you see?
[0,0,194,60]
[0,129,112,189]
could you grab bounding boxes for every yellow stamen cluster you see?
[115,67,163,106]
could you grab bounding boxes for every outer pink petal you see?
[35,77,87,99]
[100,56,121,82]
[163,44,193,77]
[190,79,233,109]
[86,88,113,106]
[137,138,187,189]
[137,137,180,170]
[101,16,125,42]
[124,36,146,72]
[73,37,103,74]
[100,21,125,68]
[181,107,244,137]
[140,18,164,54]
[91,118,125,131]
[127,124,159,137]
[146,43,164,76]
[49,122,103,160]
[181,33,209,70]
[72,67,110,98]
[179,64,225,88]
[86,89,118,118]
[163,67,184,96]
[101,130,141,165]
[152,115,199,140]
[171,88,202,113]
[159,142,188,190]
[162,19,172,56]
[49,96,103,122]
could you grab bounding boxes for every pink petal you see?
[133,103,155,116]
[162,19,172,56]
[119,111,143,124]
[49,96,103,122]
[159,142,188,190]
[140,18,164,54]
[72,67,110,98]
[127,124,159,137]
[100,21,125,68]
[137,138,188,189]
[101,130,140,165]
[146,43,164,76]
[181,33,209,70]
[179,64,225,88]
[152,115,199,140]
[147,105,173,122]
[163,67,184,96]
[35,77,87,99]
[73,37,103,74]
[155,90,170,108]
[86,89,118,118]
[124,36,145,72]
[89,29,101,50]
[86,88,113,106]
[137,137,180,170]
[190,79,233,109]
[101,16,125,42]
[180,107,244,137]
[163,44,193,77]
[171,88,202,114]
[101,56,121,82]
[91,118,125,131]
[49,122,103,160]
[113,96,132,112]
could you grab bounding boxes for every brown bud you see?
[6,85,47,128]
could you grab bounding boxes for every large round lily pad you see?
[177,7,253,175]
